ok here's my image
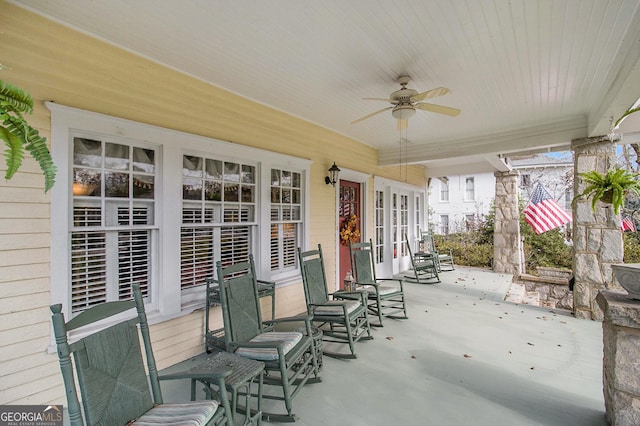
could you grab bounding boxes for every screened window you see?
[400,195,408,256]
[71,137,156,312]
[375,190,384,263]
[440,178,449,201]
[270,168,302,273]
[441,215,450,235]
[465,177,475,201]
[181,155,256,288]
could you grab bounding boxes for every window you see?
[440,215,449,235]
[400,194,408,256]
[415,195,422,238]
[520,174,531,188]
[465,214,475,231]
[49,103,310,322]
[392,193,398,259]
[440,178,449,201]
[180,156,256,289]
[465,177,475,201]
[375,190,384,263]
[71,137,156,312]
[270,168,302,273]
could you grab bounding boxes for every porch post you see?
[493,170,523,275]
[571,136,622,320]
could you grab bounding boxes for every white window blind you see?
[270,169,301,272]
[181,155,255,288]
[70,137,155,313]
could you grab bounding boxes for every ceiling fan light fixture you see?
[392,105,416,120]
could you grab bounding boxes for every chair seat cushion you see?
[314,300,361,315]
[235,331,303,361]
[360,285,397,296]
[131,401,218,425]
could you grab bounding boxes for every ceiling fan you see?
[351,76,461,129]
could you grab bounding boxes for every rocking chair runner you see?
[405,235,441,284]
[216,256,321,423]
[298,244,373,359]
[349,239,409,326]
[51,283,233,426]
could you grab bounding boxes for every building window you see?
[392,193,398,259]
[180,156,256,289]
[520,174,531,188]
[71,137,156,312]
[270,168,302,273]
[465,214,475,231]
[440,178,449,201]
[415,195,422,238]
[49,103,310,321]
[375,190,384,263]
[440,215,450,235]
[465,177,475,201]
[400,194,408,256]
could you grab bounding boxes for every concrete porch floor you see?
[163,266,605,426]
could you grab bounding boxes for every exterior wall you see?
[428,173,495,234]
[0,4,426,405]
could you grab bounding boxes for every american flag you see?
[524,183,572,234]
[622,216,636,232]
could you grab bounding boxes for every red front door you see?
[338,180,361,288]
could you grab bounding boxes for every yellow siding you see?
[0,2,426,405]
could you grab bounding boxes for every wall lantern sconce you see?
[325,162,341,187]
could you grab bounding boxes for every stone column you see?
[493,170,523,275]
[596,291,640,425]
[572,136,622,320]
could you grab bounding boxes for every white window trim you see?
[48,103,311,328]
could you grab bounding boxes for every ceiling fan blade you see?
[351,106,393,124]
[411,87,450,102]
[415,102,461,117]
[397,119,408,130]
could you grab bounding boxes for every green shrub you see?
[624,232,640,263]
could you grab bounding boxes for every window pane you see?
[242,165,255,184]
[73,168,101,197]
[105,172,129,197]
[180,227,214,289]
[241,185,254,203]
[204,180,222,201]
[183,178,203,200]
[224,183,239,202]
[117,230,150,299]
[71,231,107,313]
[183,155,203,177]
[133,147,155,173]
[74,138,102,167]
[205,159,223,179]
[133,174,154,199]
[224,162,240,182]
[105,143,129,170]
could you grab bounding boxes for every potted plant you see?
[573,168,640,214]
[0,79,56,191]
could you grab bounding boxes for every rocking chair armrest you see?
[264,314,313,326]
[331,291,368,304]
[158,366,232,382]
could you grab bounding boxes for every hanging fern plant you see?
[573,168,640,215]
[0,79,56,192]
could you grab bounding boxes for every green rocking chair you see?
[405,235,441,284]
[298,244,373,359]
[350,239,409,327]
[216,255,321,422]
[51,283,233,426]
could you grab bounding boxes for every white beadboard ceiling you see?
[12,0,640,174]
